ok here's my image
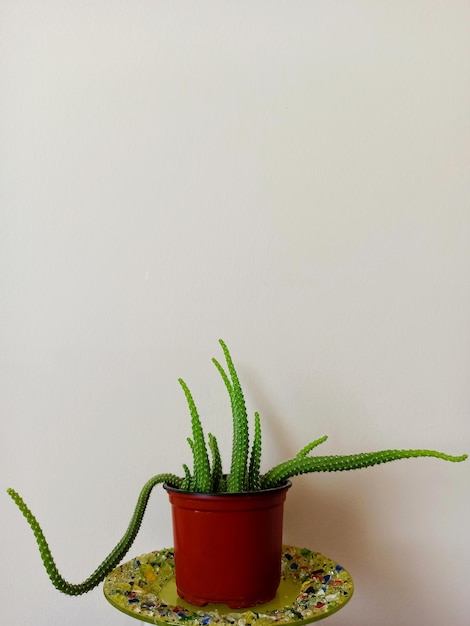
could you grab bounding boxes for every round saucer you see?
[103,545,353,625]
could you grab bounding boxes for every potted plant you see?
[8,339,467,608]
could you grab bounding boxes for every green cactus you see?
[179,378,211,493]
[208,432,224,492]
[215,339,250,492]
[7,473,182,595]
[261,448,468,489]
[7,339,467,596]
[248,412,262,491]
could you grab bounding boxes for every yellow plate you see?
[103,545,353,624]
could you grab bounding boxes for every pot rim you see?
[163,479,291,497]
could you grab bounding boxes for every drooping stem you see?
[260,449,468,489]
[7,473,183,595]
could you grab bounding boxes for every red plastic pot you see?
[164,481,291,609]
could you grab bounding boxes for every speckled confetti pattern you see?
[103,545,353,624]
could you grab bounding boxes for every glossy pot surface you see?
[164,482,291,609]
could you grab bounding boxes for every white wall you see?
[1,2,469,625]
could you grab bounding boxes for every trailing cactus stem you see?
[7,473,183,595]
[260,449,468,489]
